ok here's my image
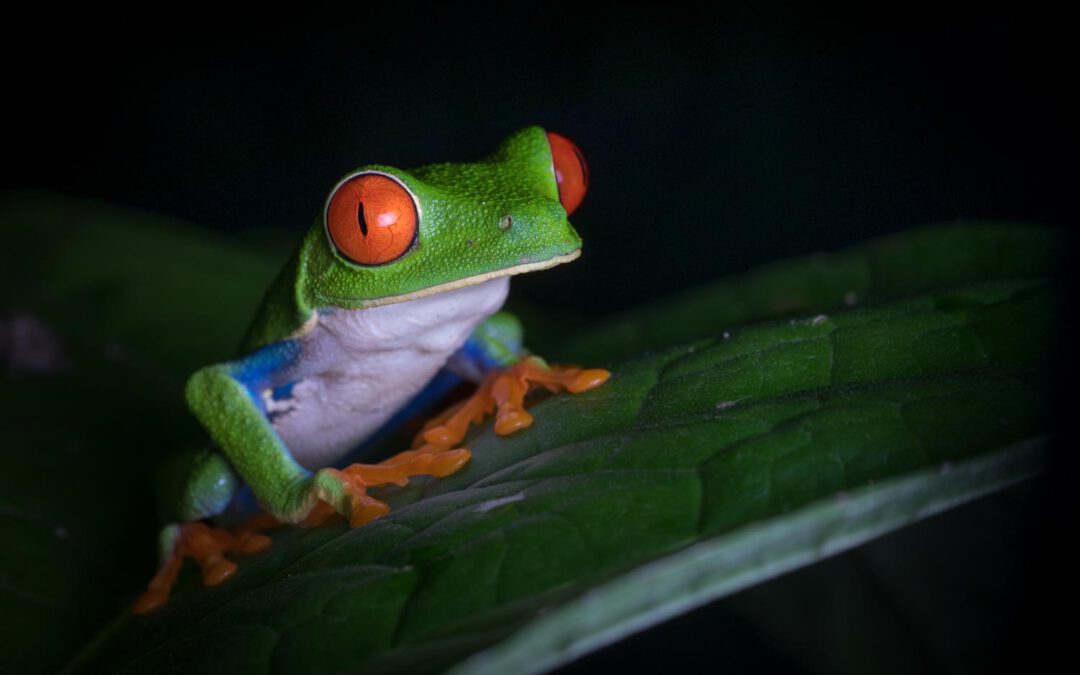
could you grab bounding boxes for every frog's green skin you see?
[155,127,584,559]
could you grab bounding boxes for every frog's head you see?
[299,126,589,309]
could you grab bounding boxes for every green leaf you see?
[72,282,1052,674]
[0,194,1059,674]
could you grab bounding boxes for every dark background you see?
[6,2,1075,673]
[7,3,1074,314]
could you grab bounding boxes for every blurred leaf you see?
[0,191,289,374]
[0,192,288,674]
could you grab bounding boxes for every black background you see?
[6,2,1075,673]
[8,3,1074,313]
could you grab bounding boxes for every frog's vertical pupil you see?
[357,201,368,236]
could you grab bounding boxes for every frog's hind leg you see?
[132,520,272,614]
[406,356,607,448]
[133,448,273,614]
[390,313,610,463]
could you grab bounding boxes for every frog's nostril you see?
[498,215,513,231]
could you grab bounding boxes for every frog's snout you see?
[493,201,582,261]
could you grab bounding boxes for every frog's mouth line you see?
[357,248,581,309]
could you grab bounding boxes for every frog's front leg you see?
[184,341,474,522]
[134,341,467,613]
[394,312,610,460]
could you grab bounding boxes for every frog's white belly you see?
[266,277,509,470]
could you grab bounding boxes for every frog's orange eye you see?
[546,131,589,215]
[325,173,419,266]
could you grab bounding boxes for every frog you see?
[132,126,609,613]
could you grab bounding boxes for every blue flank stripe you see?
[271,381,295,400]
[228,484,261,520]
[225,339,303,414]
[460,333,505,371]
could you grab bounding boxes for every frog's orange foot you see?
[414,356,610,450]
[310,447,473,528]
[132,520,273,614]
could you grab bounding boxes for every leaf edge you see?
[447,436,1048,675]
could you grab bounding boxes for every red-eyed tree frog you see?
[133,127,609,613]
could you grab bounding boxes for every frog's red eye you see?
[325,173,419,265]
[546,131,588,215]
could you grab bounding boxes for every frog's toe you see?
[316,472,391,528]
[507,357,611,395]
[494,406,533,435]
[488,357,610,436]
[132,552,183,614]
[412,393,491,452]
[412,357,611,445]
[566,368,611,393]
[428,448,473,476]
[380,447,472,478]
[347,493,391,528]
[314,449,472,528]
[133,520,274,614]
[237,531,273,554]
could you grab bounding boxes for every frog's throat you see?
[318,248,581,315]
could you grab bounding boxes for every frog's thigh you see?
[156,447,239,525]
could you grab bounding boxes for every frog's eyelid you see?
[545,132,588,215]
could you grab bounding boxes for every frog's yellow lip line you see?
[316,248,582,313]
